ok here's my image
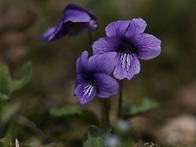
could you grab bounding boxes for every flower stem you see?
[88,30,92,51]
[100,98,111,126]
[118,80,123,118]
[104,99,110,124]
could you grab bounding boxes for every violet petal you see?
[76,51,89,74]
[38,27,56,41]
[48,18,67,41]
[105,20,130,38]
[74,74,88,94]
[125,18,147,38]
[93,37,123,54]
[64,4,96,20]
[88,52,117,75]
[94,73,119,98]
[39,18,65,42]
[74,81,96,104]
[64,8,91,23]
[113,53,140,80]
[132,33,162,60]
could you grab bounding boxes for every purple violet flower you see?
[39,4,98,42]
[92,18,161,80]
[74,51,119,104]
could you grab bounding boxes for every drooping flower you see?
[92,18,161,80]
[39,4,98,42]
[74,51,119,104]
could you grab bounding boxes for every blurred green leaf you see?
[122,98,159,118]
[0,64,10,98]
[122,138,135,147]
[9,63,32,94]
[50,105,98,124]
[83,124,112,147]
[1,102,20,124]
[0,63,32,100]
[0,137,12,147]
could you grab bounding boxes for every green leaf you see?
[0,64,10,96]
[9,63,32,95]
[122,98,159,118]
[50,105,98,124]
[1,102,20,124]
[83,124,112,147]
[0,63,31,100]
[0,137,12,147]
[122,138,135,147]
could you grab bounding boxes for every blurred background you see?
[0,0,196,146]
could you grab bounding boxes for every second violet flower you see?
[74,51,119,104]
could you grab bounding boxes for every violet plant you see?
[0,3,161,147]
[92,18,161,80]
[92,18,161,117]
[74,19,161,146]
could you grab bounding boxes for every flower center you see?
[83,83,94,96]
[82,76,96,97]
[117,43,135,70]
[119,43,135,54]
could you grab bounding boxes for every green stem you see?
[118,80,123,118]
[0,99,5,118]
[0,99,5,135]
[88,30,93,52]
[104,98,110,124]
[100,98,111,126]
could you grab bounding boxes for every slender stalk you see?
[0,99,3,135]
[100,98,111,126]
[0,99,6,135]
[104,98,110,124]
[88,30,93,50]
[118,80,123,118]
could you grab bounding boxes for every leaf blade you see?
[122,97,159,118]
[83,124,112,147]
[50,105,98,124]
[9,63,32,95]
[0,64,10,96]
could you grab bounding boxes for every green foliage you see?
[83,124,112,147]
[50,105,98,125]
[0,63,32,100]
[10,63,32,94]
[1,102,20,124]
[0,64,10,100]
[122,98,159,118]
[0,137,12,147]
[122,138,136,147]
